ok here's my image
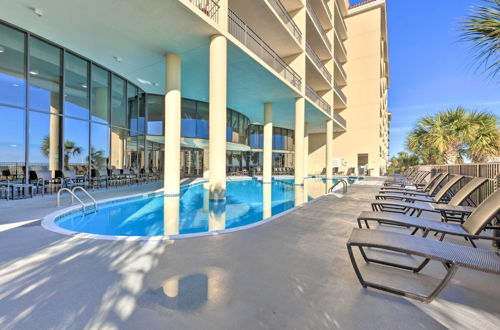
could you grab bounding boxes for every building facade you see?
[0,0,389,199]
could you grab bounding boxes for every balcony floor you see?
[0,179,499,329]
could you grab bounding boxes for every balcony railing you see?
[189,0,220,23]
[228,9,302,90]
[333,110,346,128]
[334,0,347,39]
[306,0,332,51]
[322,0,332,19]
[333,81,347,105]
[334,53,347,79]
[306,43,332,83]
[335,29,347,59]
[306,85,331,114]
[267,0,302,43]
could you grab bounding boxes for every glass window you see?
[63,118,89,171]
[147,94,163,135]
[138,92,146,134]
[181,99,197,138]
[29,37,61,113]
[288,130,294,151]
[29,111,61,172]
[0,24,26,107]
[196,101,209,139]
[91,64,109,124]
[231,110,239,143]
[226,110,232,142]
[126,134,138,169]
[111,75,126,127]
[91,122,109,169]
[64,52,89,119]
[127,84,138,132]
[0,106,25,178]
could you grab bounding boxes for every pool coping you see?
[41,177,348,241]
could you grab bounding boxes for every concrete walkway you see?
[0,181,499,329]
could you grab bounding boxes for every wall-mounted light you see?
[32,8,44,17]
[81,83,87,88]
[114,56,123,63]
[29,69,39,75]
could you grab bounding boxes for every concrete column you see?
[163,196,179,235]
[164,53,181,196]
[303,123,309,178]
[209,35,227,200]
[294,98,305,185]
[263,103,273,183]
[49,105,60,172]
[326,119,333,180]
[263,183,272,219]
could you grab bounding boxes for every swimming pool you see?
[44,177,360,239]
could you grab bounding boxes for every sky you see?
[380,0,500,157]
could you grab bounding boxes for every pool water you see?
[55,177,359,237]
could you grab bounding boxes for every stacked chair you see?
[345,170,500,303]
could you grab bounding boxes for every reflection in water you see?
[163,196,179,235]
[263,183,272,219]
[208,199,226,231]
[294,185,305,207]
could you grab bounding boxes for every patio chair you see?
[109,169,124,186]
[60,169,88,189]
[346,228,500,303]
[358,185,499,247]
[33,170,63,195]
[122,169,137,185]
[372,178,487,216]
[374,175,463,204]
[379,172,446,195]
[90,169,109,189]
[0,180,10,200]
[383,171,430,188]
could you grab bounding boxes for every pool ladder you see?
[328,179,348,194]
[57,187,98,213]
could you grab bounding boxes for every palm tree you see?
[460,0,500,78]
[41,136,83,168]
[467,111,500,162]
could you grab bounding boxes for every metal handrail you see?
[57,188,86,212]
[188,0,220,23]
[328,179,348,194]
[306,43,332,83]
[333,110,347,128]
[333,81,347,104]
[334,53,347,79]
[306,0,332,51]
[72,186,98,211]
[267,0,302,43]
[228,9,302,90]
[306,85,331,113]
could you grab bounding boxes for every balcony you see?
[333,110,346,128]
[306,43,332,83]
[228,9,302,90]
[306,85,331,114]
[267,0,302,44]
[334,29,347,63]
[334,53,347,85]
[333,81,347,109]
[334,0,347,40]
[306,0,332,51]
[188,0,220,23]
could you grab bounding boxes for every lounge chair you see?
[358,185,499,247]
[346,228,500,303]
[372,177,488,218]
[375,175,463,204]
[379,172,446,195]
[90,169,109,189]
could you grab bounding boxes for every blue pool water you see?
[55,177,359,237]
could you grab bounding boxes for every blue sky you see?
[380,0,500,157]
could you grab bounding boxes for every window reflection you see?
[147,94,164,136]
[126,134,138,169]
[111,75,126,127]
[91,64,109,124]
[0,106,26,179]
[64,52,89,119]
[0,24,26,107]
[29,111,61,172]
[91,122,109,170]
[111,127,127,169]
[29,37,61,113]
[127,84,138,132]
[181,99,197,138]
[63,118,89,172]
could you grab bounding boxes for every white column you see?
[164,53,181,196]
[326,119,333,180]
[209,35,227,200]
[294,98,305,185]
[263,103,273,183]
[263,183,272,219]
[303,123,309,179]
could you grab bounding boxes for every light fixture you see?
[29,69,39,75]
[153,82,159,86]
[0,46,5,53]
[137,78,152,85]
[81,83,87,88]
[32,7,44,17]
[114,56,123,63]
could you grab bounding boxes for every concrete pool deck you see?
[0,178,499,329]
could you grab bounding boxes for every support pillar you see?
[209,35,227,200]
[326,119,333,180]
[164,53,181,196]
[303,123,309,179]
[294,98,305,185]
[263,103,273,183]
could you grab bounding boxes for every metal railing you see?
[72,186,98,211]
[267,0,302,43]
[306,0,332,51]
[333,81,347,104]
[306,43,332,83]
[188,0,220,23]
[334,53,347,79]
[306,85,331,113]
[335,29,348,58]
[333,110,346,128]
[228,9,302,90]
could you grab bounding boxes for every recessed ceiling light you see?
[114,56,123,63]
[138,78,152,85]
[81,84,87,88]
[32,7,44,17]
[29,69,39,75]
[0,46,5,53]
